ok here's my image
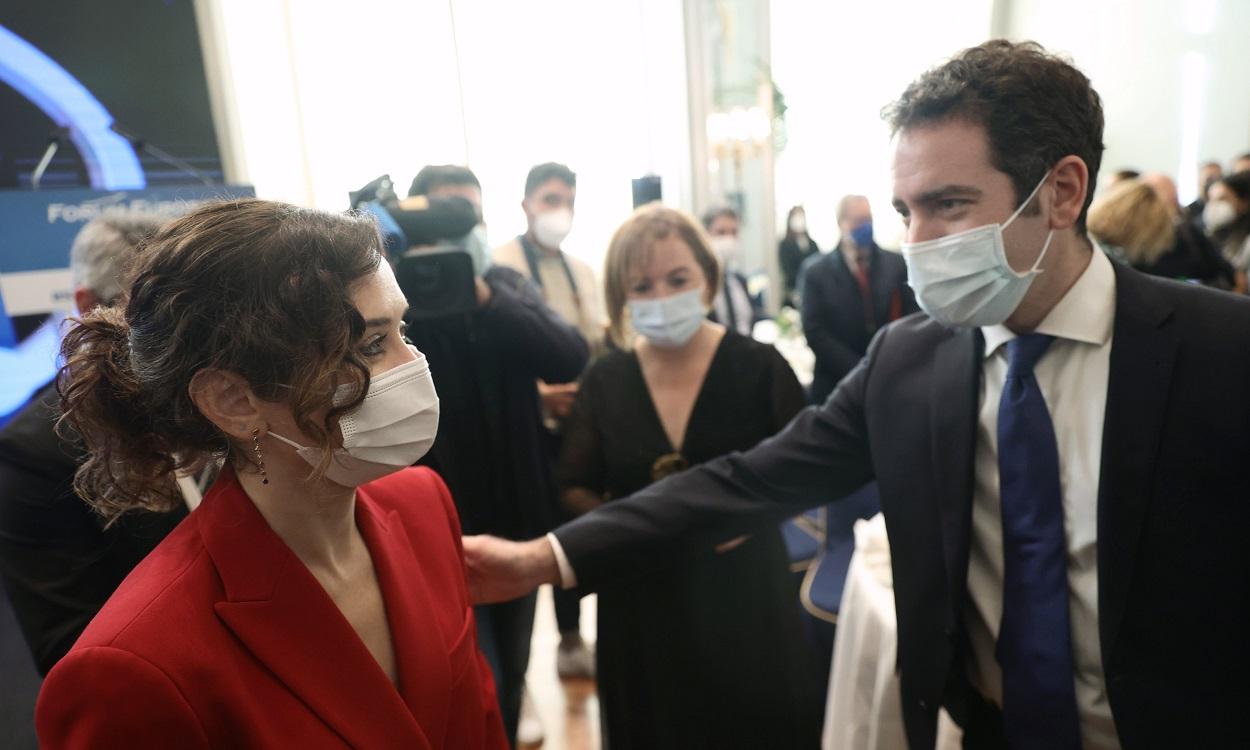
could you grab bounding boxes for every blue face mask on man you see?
[849,220,875,248]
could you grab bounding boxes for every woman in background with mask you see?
[36,199,507,749]
[778,204,820,306]
[1087,178,1236,290]
[1205,171,1250,293]
[556,204,823,749]
[1087,180,1176,269]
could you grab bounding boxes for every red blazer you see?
[36,466,507,749]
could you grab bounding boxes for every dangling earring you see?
[251,428,269,485]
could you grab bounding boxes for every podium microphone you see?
[30,127,69,190]
[109,122,214,186]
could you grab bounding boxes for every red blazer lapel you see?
[200,468,432,750]
[356,500,460,747]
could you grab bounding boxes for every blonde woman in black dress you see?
[557,204,823,749]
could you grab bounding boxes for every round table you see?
[822,514,963,750]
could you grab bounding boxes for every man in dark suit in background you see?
[800,194,918,404]
[464,40,1250,749]
[0,215,186,676]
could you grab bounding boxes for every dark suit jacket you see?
[708,269,767,333]
[0,382,184,675]
[408,265,589,540]
[1139,220,1236,289]
[801,244,918,404]
[554,261,1250,748]
[36,466,507,749]
[779,235,820,298]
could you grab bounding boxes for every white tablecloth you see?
[822,514,962,750]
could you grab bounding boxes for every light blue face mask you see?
[628,287,707,348]
[462,224,491,276]
[900,172,1053,327]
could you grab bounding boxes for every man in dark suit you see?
[801,194,918,403]
[465,40,1250,749]
[0,216,186,675]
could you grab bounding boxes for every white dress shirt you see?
[967,247,1118,749]
[549,247,1123,747]
[713,268,756,337]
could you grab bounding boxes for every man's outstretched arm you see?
[464,324,888,603]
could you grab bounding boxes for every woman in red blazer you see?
[36,199,507,749]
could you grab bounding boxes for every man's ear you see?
[1048,155,1090,232]
[74,287,100,316]
[188,368,264,441]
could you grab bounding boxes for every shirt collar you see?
[981,243,1116,359]
[839,241,873,271]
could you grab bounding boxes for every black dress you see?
[779,235,820,303]
[557,332,824,750]
[407,265,589,540]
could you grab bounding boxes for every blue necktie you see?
[996,333,1082,749]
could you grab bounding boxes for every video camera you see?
[350,175,487,320]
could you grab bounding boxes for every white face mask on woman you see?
[1203,200,1236,231]
[628,287,707,348]
[269,346,440,487]
[900,172,1053,328]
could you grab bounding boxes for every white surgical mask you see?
[629,287,706,348]
[532,207,573,249]
[709,235,738,266]
[1203,200,1236,231]
[269,346,440,487]
[901,172,1053,328]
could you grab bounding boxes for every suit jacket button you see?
[919,699,929,710]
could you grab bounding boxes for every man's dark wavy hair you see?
[883,40,1105,234]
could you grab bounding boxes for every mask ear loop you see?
[1001,171,1054,278]
[1001,170,1052,230]
[267,430,307,451]
[1026,230,1056,274]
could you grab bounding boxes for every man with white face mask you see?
[465,40,1250,750]
[492,162,604,686]
[702,205,765,337]
[494,162,604,351]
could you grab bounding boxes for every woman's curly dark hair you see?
[57,198,383,523]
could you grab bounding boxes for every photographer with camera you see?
[365,167,589,746]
